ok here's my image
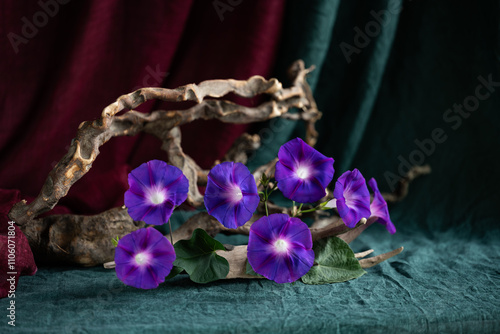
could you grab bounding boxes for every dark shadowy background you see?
[1,0,499,333]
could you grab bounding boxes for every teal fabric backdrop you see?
[4,0,500,333]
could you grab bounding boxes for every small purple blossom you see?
[368,178,396,234]
[247,213,314,284]
[332,169,371,228]
[275,138,334,203]
[124,160,189,225]
[115,227,175,289]
[204,161,260,229]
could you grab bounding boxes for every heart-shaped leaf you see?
[165,266,184,280]
[173,229,229,284]
[301,236,366,284]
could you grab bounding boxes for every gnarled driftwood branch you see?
[8,60,424,279]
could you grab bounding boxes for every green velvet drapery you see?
[4,1,499,333]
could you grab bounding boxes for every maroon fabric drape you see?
[0,0,285,216]
[0,189,37,298]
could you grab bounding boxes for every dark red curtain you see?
[0,0,285,215]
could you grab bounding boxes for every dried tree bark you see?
[8,60,321,266]
[8,60,425,279]
[9,60,319,227]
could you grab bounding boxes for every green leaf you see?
[165,266,183,280]
[245,260,263,278]
[260,173,269,187]
[301,236,366,285]
[173,229,229,284]
[111,236,120,247]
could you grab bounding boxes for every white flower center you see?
[296,166,310,180]
[149,190,165,205]
[134,252,149,266]
[274,239,289,253]
[229,185,243,203]
[345,196,355,208]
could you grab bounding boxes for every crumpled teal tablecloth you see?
[5,220,500,333]
[4,0,500,332]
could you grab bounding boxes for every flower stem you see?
[297,207,317,214]
[260,174,278,217]
[292,202,305,217]
[168,219,173,244]
[295,203,322,216]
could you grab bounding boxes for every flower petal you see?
[280,218,313,250]
[275,138,334,203]
[273,246,315,283]
[204,162,259,228]
[147,160,169,187]
[115,227,175,289]
[334,169,371,228]
[164,168,190,206]
[124,160,189,225]
[368,178,396,234]
[248,214,314,283]
[206,161,234,189]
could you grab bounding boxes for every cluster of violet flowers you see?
[114,138,395,289]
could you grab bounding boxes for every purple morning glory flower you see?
[275,138,334,203]
[247,213,314,284]
[368,178,396,234]
[204,161,260,229]
[115,227,175,289]
[332,169,371,228]
[124,160,189,225]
